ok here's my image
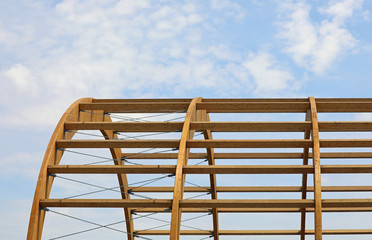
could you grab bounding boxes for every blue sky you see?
[1,0,372,239]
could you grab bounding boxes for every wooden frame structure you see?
[27,97,372,240]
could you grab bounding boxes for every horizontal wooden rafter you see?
[92,99,192,103]
[320,139,372,148]
[135,229,372,235]
[56,139,372,149]
[79,102,189,113]
[40,199,172,208]
[133,207,372,213]
[316,102,372,112]
[129,186,372,193]
[64,122,183,132]
[190,122,311,132]
[187,140,312,148]
[64,121,372,132]
[56,139,180,148]
[40,199,372,208]
[121,152,372,159]
[48,165,372,174]
[196,102,309,113]
[195,102,372,113]
[319,121,372,131]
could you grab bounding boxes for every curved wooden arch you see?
[28,97,372,240]
[27,98,134,240]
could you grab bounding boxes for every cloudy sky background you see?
[1,0,372,239]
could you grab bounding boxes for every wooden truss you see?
[27,97,372,240]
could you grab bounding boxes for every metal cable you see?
[136,212,212,232]
[54,174,172,199]
[44,208,154,240]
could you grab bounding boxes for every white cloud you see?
[211,0,246,20]
[278,0,364,74]
[0,1,255,128]
[319,0,363,24]
[4,64,38,94]
[243,52,297,95]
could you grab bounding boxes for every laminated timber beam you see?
[134,207,372,213]
[64,121,372,132]
[309,97,323,240]
[56,139,180,148]
[92,98,192,103]
[124,186,372,193]
[121,152,372,159]
[39,199,372,208]
[47,164,372,174]
[169,97,201,240]
[135,229,372,235]
[27,98,135,240]
[64,122,184,132]
[55,139,372,149]
[79,102,190,113]
[196,102,372,113]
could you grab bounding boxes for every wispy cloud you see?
[0,1,252,128]
[277,0,365,74]
[244,52,298,96]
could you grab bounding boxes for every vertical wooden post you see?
[170,97,202,240]
[300,109,311,240]
[309,97,323,240]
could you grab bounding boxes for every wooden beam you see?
[56,139,372,150]
[321,165,372,173]
[122,152,205,159]
[319,152,372,158]
[179,199,314,208]
[134,207,372,213]
[196,102,309,113]
[310,97,323,240]
[64,122,183,132]
[129,186,372,193]
[316,98,372,102]
[27,98,93,240]
[48,164,372,174]
[187,139,312,148]
[319,121,372,131]
[135,229,372,235]
[56,139,180,148]
[317,102,372,112]
[121,152,372,159]
[202,98,309,103]
[48,165,176,174]
[79,102,189,113]
[64,121,372,132]
[183,165,314,174]
[40,199,172,208]
[170,97,201,240]
[92,98,192,103]
[320,139,372,148]
[190,121,311,132]
[195,101,372,113]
